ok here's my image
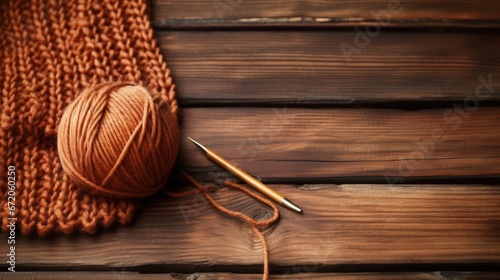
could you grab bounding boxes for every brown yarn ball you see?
[57,82,180,198]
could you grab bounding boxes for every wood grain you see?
[179,107,500,182]
[4,272,500,280]
[152,0,500,28]
[158,31,500,105]
[12,185,500,271]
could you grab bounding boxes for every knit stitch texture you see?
[0,0,177,236]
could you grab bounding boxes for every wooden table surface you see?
[5,0,500,279]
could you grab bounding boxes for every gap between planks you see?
[3,271,500,280]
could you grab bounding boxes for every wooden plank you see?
[179,107,500,182]
[158,31,500,105]
[4,272,500,280]
[152,0,500,28]
[11,185,500,271]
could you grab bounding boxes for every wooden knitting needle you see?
[188,137,303,214]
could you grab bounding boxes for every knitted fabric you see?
[0,0,177,236]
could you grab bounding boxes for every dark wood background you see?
[5,0,500,279]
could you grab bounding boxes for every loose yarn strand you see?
[180,171,279,280]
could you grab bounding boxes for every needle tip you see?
[187,137,208,153]
[282,198,303,214]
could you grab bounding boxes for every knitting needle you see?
[188,137,303,214]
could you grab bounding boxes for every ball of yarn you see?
[57,82,180,198]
